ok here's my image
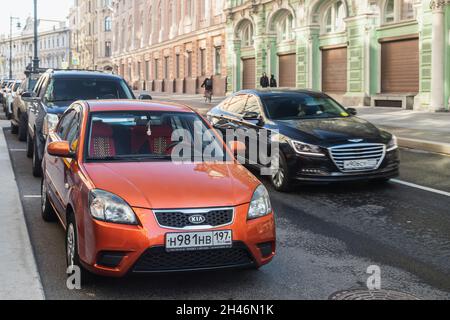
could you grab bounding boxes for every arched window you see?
[238,20,254,47]
[383,0,416,24]
[274,12,294,42]
[323,1,346,34]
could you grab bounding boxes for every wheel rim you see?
[67,224,75,269]
[272,167,285,188]
[41,180,46,212]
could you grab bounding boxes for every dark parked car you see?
[23,69,151,177]
[11,74,40,140]
[207,89,400,191]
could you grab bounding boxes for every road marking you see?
[392,179,450,197]
[23,195,41,199]
[10,149,27,152]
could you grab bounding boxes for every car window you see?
[244,95,261,115]
[37,76,49,98]
[66,112,81,152]
[45,78,134,103]
[56,110,76,139]
[224,95,248,115]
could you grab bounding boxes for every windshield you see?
[86,111,226,162]
[262,93,349,120]
[45,78,134,103]
[29,79,38,91]
[13,82,21,92]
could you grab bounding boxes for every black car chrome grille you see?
[154,208,234,229]
[133,243,255,272]
[329,144,386,173]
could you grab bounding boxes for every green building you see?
[225,0,450,111]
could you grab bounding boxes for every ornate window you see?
[274,12,294,42]
[238,20,254,47]
[383,0,416,24]
[323,1,346,34]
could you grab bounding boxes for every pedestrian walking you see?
[201,75,214,103]
[270,74,278,88]
[260,73,269,88]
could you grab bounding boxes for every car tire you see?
[41,178,57,222]
[270,152,292,192]
[18,113,27,142]
[26,131,33,158]
[5,106,11,120]
[66,213,93,285]
[11,122,18,134]
[32,137,42,177]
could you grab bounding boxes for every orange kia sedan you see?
[41,100,276,277]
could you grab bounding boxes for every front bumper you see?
[286,149,400,184]
[78,204,276,277]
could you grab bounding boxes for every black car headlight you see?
[289,140,325,157]
[89,190,138,225]
[387,135,398,152]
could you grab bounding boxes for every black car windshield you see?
[262,93,349,120]
[86,111,226,162]
[45,78,134,103]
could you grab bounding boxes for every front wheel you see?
[26,131,33,158]
[18,113,27,141]
[41,178,57,222]
[32,137,42,177]
[270,152,292,192]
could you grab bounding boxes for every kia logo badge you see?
[189,215,206,225]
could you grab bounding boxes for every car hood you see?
[273,117,386,145]
[83,161,260,209]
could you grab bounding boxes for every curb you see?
[398,137,450,156]
[0,122,45,300]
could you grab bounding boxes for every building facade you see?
[0,19,70,79]
[69,0,114,71]
[225,0,450,111]
[112,0,228,96]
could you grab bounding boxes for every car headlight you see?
[89,190,138,225]
[43,113,59,136]
[248,185,272,220]
[289,140,325,157]
[387,135,398,152]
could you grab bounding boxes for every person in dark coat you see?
[201,76,214,103]
[260,73,269,88]
[270,74,278,88]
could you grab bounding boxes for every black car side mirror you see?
[138,94,152,100]
[347,108,357,116]
[243,111,260,121]
[21,91,38,102]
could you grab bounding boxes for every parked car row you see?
[2,69,399,281]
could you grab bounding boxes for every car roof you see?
[85,100,196,114]
[236,88,330,98]
[48,70,124,81]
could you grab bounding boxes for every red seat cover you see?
[89,122,116,158]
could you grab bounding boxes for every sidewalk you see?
[0,120,44,300]
[355,107,450,155]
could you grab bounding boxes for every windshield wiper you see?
[87,155,172,162]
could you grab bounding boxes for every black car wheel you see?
[11,122,18,134]
[26,131,33,158]
[270,152,292,192]
[66,213,92,284]
[32,137,42,177]
[18,113,28,141]
[41,178,57,222]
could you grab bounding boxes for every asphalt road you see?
[2,107,450,300]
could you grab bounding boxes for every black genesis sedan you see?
[207,89,400,192]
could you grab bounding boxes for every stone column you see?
[430,1,448,111]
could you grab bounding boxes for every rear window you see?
[45,78,134,103]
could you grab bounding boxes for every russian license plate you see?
[344,159,378,170]
[166,230,233,252]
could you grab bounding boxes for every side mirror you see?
[228,141,246,155]
[347,108,357,116]
[138,94,152,100]
[22,91,37,102]
[243,111,260,121]
[47,141,75,159]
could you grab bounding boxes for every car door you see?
[234,94,269,167]
[45,108,77,217]
[212,94,248,136]
[28,75,47,138]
